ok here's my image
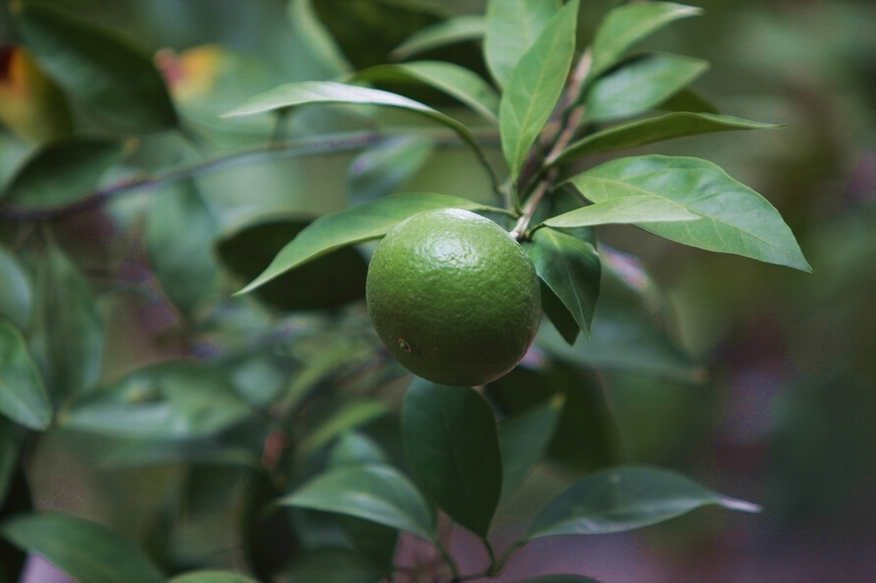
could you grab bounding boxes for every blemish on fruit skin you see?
[398,339,412,353]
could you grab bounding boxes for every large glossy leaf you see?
[525,228,601,336]
[566,155,811,271]
[352,61,499,124]
[1,138,124,210]
[0,511,165,583]
[287,0,352,81]
[235,192,503,294]
[553,112,779,165]
[498,394,564,497]
[499,0,578,182]
[0,247,31,329]
[484,0,561,88]
[0,321,50,431]
[168,571,259,583]
[12,3,177,134]
[58,361,253,439]
[391,15,485,60]
[280,464,436,541]
[401,379,502,538]
[588,2,702,81]
[526,466,760,539]
[585,53,709,122]
[348,135,434,203]
[542,195,701,228]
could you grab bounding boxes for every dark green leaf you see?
[566,155,811,271]
[287,0,352,81]
[13,3,178,134]
[0,511,165,583]
[329,432,389,469]
[554,112,780,164]
[541,195,701,228]
[145,180,218,316]
[58,361,253,439]
[657,88,718,114]
[585,53,709,122]
[348,135,435,203]
[351,61,499,124]
[499,0,578,181]
[280,464,436,541]
[167,571,260,583]
[337,513,397,574]
[234,192,503,294]
[402,379,502,538]
[525,228,601,336]
[588,2,702,80]
[391,15,485,60]
[0,247,31,329]
[517,576,603,583]
[287,548,384,583]
[499,394,564,497]
[0,419,25,505]
[540,282,580,345]
[0,321,50,431]
[484,0,561,88]
[1,138,123,210]
[526,465,760,539]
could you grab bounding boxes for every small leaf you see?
[585,53,709,122]
[554,112,780,164]
[566,155,811,271]
[0,246,31,329]
[348,135,435,204]
[402,379,502,538]
[525,228,601,336]
[484,0,561,88]
[235,192,503,294]
[499,0,578,181]
[542,195,701,228]
[499,394,564,497]
[13,3,178,134]
[58,361,253,439]
[0,511,165,583]
[280,464,436,541]
[167,571,260,583]
[589,2,702,80]
[526,465,760,539]
[391,15,485,60]
[351,61,499,124]
[0,321,51,431]
[287,0,353,81]
[1,138,124,210]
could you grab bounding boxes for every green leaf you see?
[585,53,709,122]
[145,180,218,316]
[657,88,718,114]
[1,138,124,210]
[167,571,260,583]
[0,321,51,431]
[517,576,603,583]
[13,3,178,134]
[391,15,485,60]
[287,548,384,583]
[402,379,502,538]
[588,2,702,81]
[540,282,580,345]
[525,228,601,336]
[328,432,388,469]
[298,400,390,458]
[0,419,25,505]
[287,0,353,81]
[499,0,579,182]
[0,246,31,329]
[542,195,701,228]
[499,394,564,497]
[58,361,253,439]
[0,511,165,583]
[280,464,436,541]
[554,112,780,164]
[351,60,500,124]
[526,465,760,539]
[566,155,811,271]
[484,0,561,88]
[348,135,435,204]
[235,192,503,294]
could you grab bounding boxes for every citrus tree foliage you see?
[0,1,808,582]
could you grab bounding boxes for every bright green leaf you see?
[586,53,709,122]
[402,379,502,538]
[391,15,485,61]
[280,464,436,541]
[553,112,780,165]
[499,0,578,182]
[168,571,260,583]
[13,3,178,134]
[484,0,561,88]
[589,2,702,81]
[525,228,601,336]
[351,61,500,124]
[0,511,165,583]
[0,321,51,431]
[287,0,353,81]
[542,195,701,228]
[526,465,760,539]
[499,394,564,497]
[1,138,124,210]
[567,155,811,271]
[235,192,504,294]
[0,246,31,329]
[348,135,435,203]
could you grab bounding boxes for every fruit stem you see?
[509,171,555,240]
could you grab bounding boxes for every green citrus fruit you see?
[366,207,541,387]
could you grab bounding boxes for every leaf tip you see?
[719,496,762,513]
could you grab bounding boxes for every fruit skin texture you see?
[366,207,541,387]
